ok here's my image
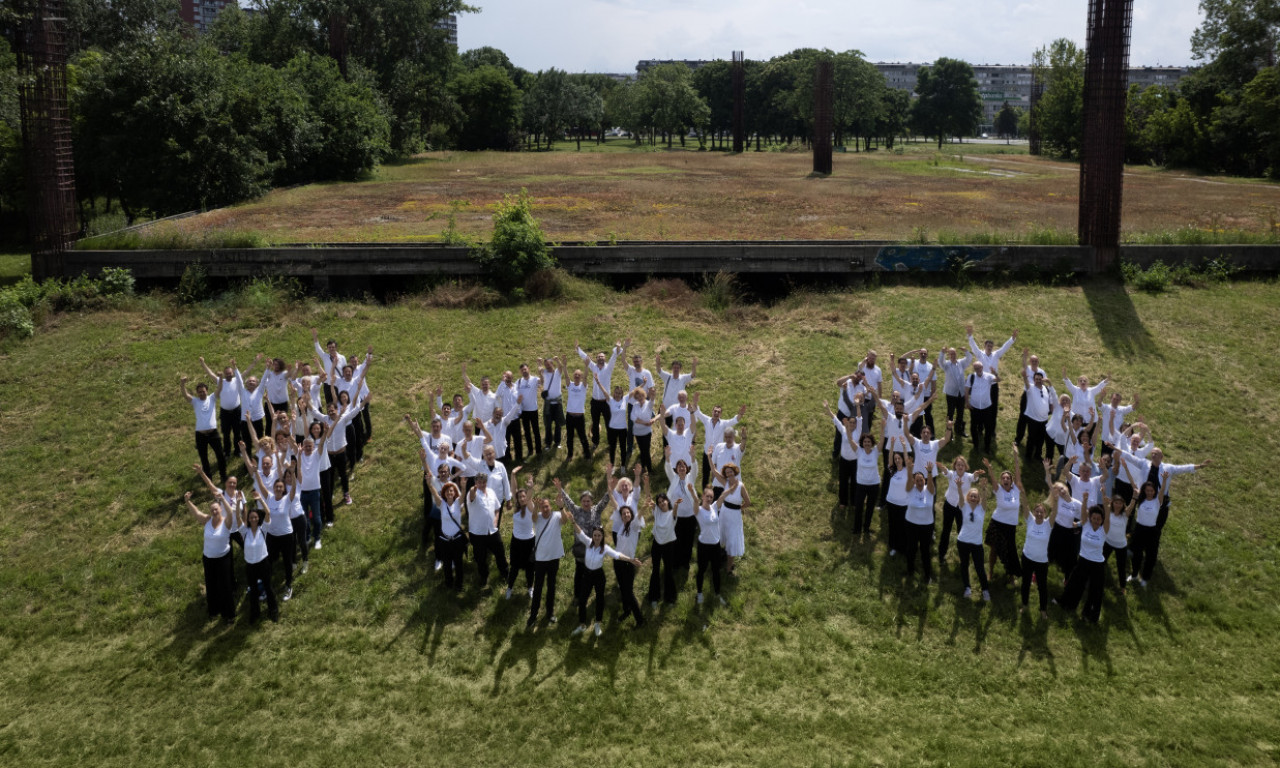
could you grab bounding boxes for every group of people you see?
[406,340,750,636]
[828,324,1211,623]
[180,330,375,624]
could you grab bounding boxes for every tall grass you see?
[77,227,271,250]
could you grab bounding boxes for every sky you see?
[456,0,1206,74]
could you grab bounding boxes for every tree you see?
[1242,65,1280,177]
[1031,39,1085,158]
[632,63,709,147]
[1191,0,1280,80]
[910,57,982,148]
[995,101,1021,142]
[450,64,522,150]
[875,88,911,149]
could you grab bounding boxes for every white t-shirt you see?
[566,381,588,414]
[193,396,218,432]
[991,485,1021,525]
[651,504,677,545]
[855,448,881,485]
[957,502,986,545]
[695,504,721,544]
[511,506,536,540]
[1054,495,1082,528]
[1079,522,1107,562]
[660,370,692,409]
[1023,516,1052,563]
[532,512,565,561]
[1135,497,1161,527]
[904,487,935,525]
[204,518,232,558]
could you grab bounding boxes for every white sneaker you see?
[326,522,334,529]
[593,622,602,637]
[301,561,309,575]
[528,587,534,599]
[696,592,704,605]
[963,587,972,598]
[504,588,512,600]
[570,624,586,636]
[982,590,991,602]
[434,560,443,572]
[314,540,322,551]
[889,549,897,557]
[282,587,293,601]
[344,496,353,506]
[1126,574,1134,583]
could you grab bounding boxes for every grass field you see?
[1,276,1279,766]
[162,140,1280,246]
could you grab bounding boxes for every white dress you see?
[719,482,746,557]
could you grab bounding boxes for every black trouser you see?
[195,429,227,484]
[1060,557,1105,622]
[946,394,966,436]
[633,433,653,475]
[674,516,697,569]
[921,400,935,434]
[519,409,542,456]
[938,501,962,562]
[438,534,465,589]
[565,413,588,459]
[832,413,854,459]
[292,516,310,563]
[1015,392,1029,443]
[702,451,713,490]
[246,558,278,622]
[886,502,907,553]
[1104,542,1129,589]
[329,451,349,496]
[614,560,644,625]
[970,405,996,451]
[578,567,606,624]
[507,416,524,462]
[219,407,246,460]
[1020,556,1049,611]
[646,539,677,604]
[589,398,608,446]
[203,552,235,621]
[986,520,1022,578]
[421,474,437,549]
[543,400,564,447]
[852,481,879,533]
[606,425,626,466]
[696,541,723,595]
[360,404,372,444]
[903,521,934,581]
[1129,523,1162,581]
[958,541,989,591]
[837,457,855,507]
[1025,418,1048,461]
[1049,524,1080,579]
[991,382,1001,413]
[346,422,363,465]
[529,558,559,624]
[471,531,509,586]
[266,532,294,590]
[507,536,534,590]
[1046,438,1064,463]
[320,467,335,525]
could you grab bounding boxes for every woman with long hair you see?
[938,456,981,566]
[1020,495,1053,619]
[982,447,1024,588]
[505,469,535,601]
[643,471,677,608]
[1055,495,1108,624]
[900,454,937,585]
[184,491,237,623]
[955,483,991,601]
[422,449,466,592]
[883,447,910,557]
[239,493,278,624]
[565,516,643,638]
[713,462,750,576]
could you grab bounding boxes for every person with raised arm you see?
[1122,461,1188,588]
[198,356,246,465]
[833,369,867,459]
[421,450,466,591]
[870,386,919,504]
[966,323,1018,418]
[1054,491,1106,623]
[564,365,590,461]
[1015,350,1049,446]
[643,470,678,608]
[937,346,973,440]
[554,475,611,604]
[982,448,1024,587]
[526,489,567,630]
[904,420,952,484]
[889,354,938,438]
[1062,367,1110,441]
[565,513,643,638]
[712,462,750,576]
[856,350,884,429]
[464,471,510,591]
[655,351,697,435]
[695,394,745,485]
[1020,492,1054,619]
[955,482,992,602]
[900,455,938,585]
[1043,470,1085,581]
[1097,388,1140,455]
[911,348,937,435]
[656,403,696,475]
[1100,461,1136,594]
[664,444,701,571]
[331,347,373,463]
[241,439,298,602]
[578,339,625,451]
[825,399,862,512]
[432,386,472,446]
[709,425,744,502]
[239,489,278,624]
[514,362,544,460]
[184,489,238,623]
[262,357,293,419]
[883,449,911,557]
[538,356,566,451]
[296,420,332,562]
[628,386,658,475]
[182,373,227,485]
[233,354,270,445]
[606,462,642,545]
[611,499,648,630]
[475,404,520,472]
[623,351,655,460]
[963,360,1000,454]
[693,485,727,609]
[504,469,535,601]
[311,328,347,405]
[461,362,499,423]
[852,432,882,538]
[938,456,983,565]
[596,377,631,468]
[323,373,365,510]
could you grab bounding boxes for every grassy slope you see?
[1,280,1279,767]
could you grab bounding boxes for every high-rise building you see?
[435,13,457,48]
[179,0,235,34]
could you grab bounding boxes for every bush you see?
[0,293,34,339]
[476,189,555,294]
[1121,260,1173,293]
[701,270,740,311]
[99,267,135,296]
[177,262,211,304]
[417,281,502,310]
[524,268,565,301]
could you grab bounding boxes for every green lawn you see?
[0,251,30,286]
[1,278,1278,766]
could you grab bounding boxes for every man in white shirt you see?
[911,349,936,436]
[711,428,744,499]
[656,352,697,437]
[465,473,510,589]
[312,328,348,406]
[858,350,883,430]
[966,324,1017,415]
[495,370,521,457]
[515,363,543,461]
[624,352,655,458]
[832,369,866,459]
[578,340,624,450]
[692,392,746,488]
[1098,389,1140,453]
[937,346,972,439]
[964,361,999,453]
[1021,362,1056,462]
[1063,368,1110,438]
[199,356,245,463]
[461,363,498,423]
[182,374,226,484]
[1016,350,1049,445]
[479,405,520,470]
[538,356,566,450]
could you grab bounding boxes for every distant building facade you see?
[436,13,458,48]
[636,59,713,74]
[179,0,234,34]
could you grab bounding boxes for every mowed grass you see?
[170,143,1280,245]
[0,252,31,286]
[1,279,1280,766]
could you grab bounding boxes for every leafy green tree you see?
[691,59,734,148]
[450,64,522,150]
[1031,39,1085,158]
[0,36,23,222]
[635,63,709,147]
[875,87,911,149]
[1243,65,1280,177]
[1191,0,1280,82]
[995,101,1021,141]
[910,57,983,148]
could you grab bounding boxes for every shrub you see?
[1121,260,1173,293]
[475,189,555,294]
[524,268,565,301]
[99,267,135,296]
[701,270,740,311]
[0,292,34,339]
[177,261,211,304]
[418,280,502,310]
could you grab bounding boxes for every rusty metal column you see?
[1078,0,1133,271]
[813,60,834,175]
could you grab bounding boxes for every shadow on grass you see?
[1081,277,1162,361]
